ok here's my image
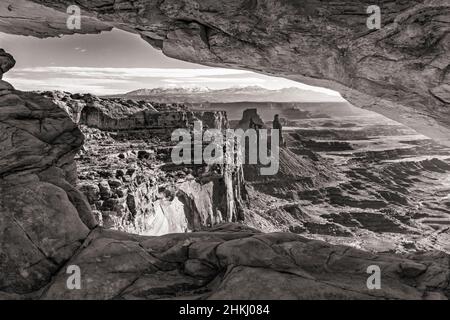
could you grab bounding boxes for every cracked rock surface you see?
[40,225,450,300]
[0,0,449,145]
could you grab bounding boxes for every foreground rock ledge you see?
[0,50,449,300]
[28,225,450,300]
[0,0,449,145]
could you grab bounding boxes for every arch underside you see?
[0,0,449,145]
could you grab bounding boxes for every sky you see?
[0,28,342,98]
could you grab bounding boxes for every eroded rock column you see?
[0,50,95,297]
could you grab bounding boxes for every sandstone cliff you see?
[41,91,229,132]
[41,91,244,235]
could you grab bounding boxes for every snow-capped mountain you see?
[111,86,342,103]
[126,86,212,96]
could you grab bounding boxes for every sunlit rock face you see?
[75,124,247,236]
[38,91,246,236]
[1,0,449,145]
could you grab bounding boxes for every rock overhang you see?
[0,0,449,145]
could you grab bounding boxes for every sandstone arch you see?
[1,0,449,145]
[0,1,450,299]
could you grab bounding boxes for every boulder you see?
[78,182,101,204]
[98,180,112,199]
[0,49,15,79]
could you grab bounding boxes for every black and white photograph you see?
[0,0,449,305]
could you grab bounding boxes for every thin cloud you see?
[162,77,267,84]
[7,77,131,86]
[5,77,132,95]
[6,67,343,97]
[15,67,253,79]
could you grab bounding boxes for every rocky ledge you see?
[0,50,450,300]
[19,224,450,300]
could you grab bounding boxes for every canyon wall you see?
[1,0,448,145]
[79,108,229,132]
[42,91,229,132]
[43,91,243,235]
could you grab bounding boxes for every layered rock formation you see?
[0,0,111,38]
[1,0,449,145]
[40,91,244,235]
[40,91,159,124]
[41,91,229,132]
[242,114,450,254]
[237,108,266,130]
[1,49,450,299]
[76,125,247,235]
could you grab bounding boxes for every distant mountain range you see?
[106,86,343,103]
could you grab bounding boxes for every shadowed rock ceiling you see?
[0,0,449,145]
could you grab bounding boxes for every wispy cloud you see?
[162,77,267,84]
[5,77,126,95]
[5,66,342,98]
[8,77,131,86]
[14,67,253,79]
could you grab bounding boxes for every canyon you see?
[1,53,450,298]
[0,0,449,300]
[39,91,246,235]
